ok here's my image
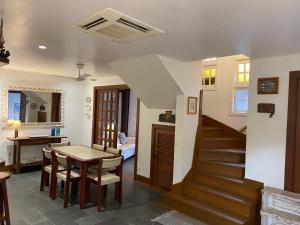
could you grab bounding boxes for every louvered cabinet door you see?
[94,89,119,148]
[151,125,175,191]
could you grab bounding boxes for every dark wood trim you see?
[285,71,300,191]
[135,174,150,184]
[120,89,130,136]
[134,99,140,181]
[93,84,129,91]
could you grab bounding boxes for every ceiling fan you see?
[73,63,97,81]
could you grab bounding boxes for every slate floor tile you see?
[6,159,167,225]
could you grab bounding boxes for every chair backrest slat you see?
[49,142,71,148]
[55,153,68,167]
[93,144,105,151]
[102,156,123,169]
[43,148,52,160]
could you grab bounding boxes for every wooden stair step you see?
[192,171,261,199]
[199,137,246,149]
[199,150,245,163]
[183,183,255,218]
[200,149,246,154]
[201,126,225,137]
[164,193,248,225]
[197,160,245,179]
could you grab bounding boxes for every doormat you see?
[151,210,208,225]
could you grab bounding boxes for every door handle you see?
[155,148,159,155]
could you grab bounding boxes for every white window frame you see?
[231,59,250,115]
[202,59,218,91]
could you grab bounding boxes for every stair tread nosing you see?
[199,160,245,168]
[187,182,256,204]
[166,193,248,224]
[200,137,245,141]
[200,149,246,154]
[194,170,244,184]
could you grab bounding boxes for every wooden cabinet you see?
[150,124,175,191]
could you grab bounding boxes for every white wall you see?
[0,68,85,165]
[246,54,300,189]
[202,55,248,130]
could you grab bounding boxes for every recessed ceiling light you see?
[38,45,47,50]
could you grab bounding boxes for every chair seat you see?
[89,165,117,173]
[44,165,65,173]
[56,169,81,181]
[87,172,120,186]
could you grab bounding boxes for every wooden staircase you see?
[164,114,263,225]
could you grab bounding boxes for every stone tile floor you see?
[7,159,169,225]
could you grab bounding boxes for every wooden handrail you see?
[239,125,247,134]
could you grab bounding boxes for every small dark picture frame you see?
[257,77,279,95]
[187,97,198,114]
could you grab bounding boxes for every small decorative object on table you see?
[159,111,176,124]
[51,127,61,136]
[187,96,198,114]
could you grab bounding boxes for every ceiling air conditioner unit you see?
[73,8,165,43]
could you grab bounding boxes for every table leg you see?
[80,161,87,209]
[2,182,10,225]
[12,143,16,169]
[16,144,21,174]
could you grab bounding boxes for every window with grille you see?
[232,59,250,114]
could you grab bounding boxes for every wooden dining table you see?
[52,145,115,209]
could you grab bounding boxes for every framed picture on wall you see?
[187,97,198,114]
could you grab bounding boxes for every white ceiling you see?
[1,0,300,78]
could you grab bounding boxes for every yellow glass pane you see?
[205,69,210,77]
[211,69,216,77]
[239,64,244,73]
[238,73,245,83]
[246,63,250,72]
[246,73,250,83]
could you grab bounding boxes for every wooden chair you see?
[106,147,122,155]
[87,156,123,212]
[92,144,105,151]
[52,153,81,208]
[49,142,71,148]
[40,148,65,198]
[0,172,11,225]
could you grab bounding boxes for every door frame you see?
[285,71,300,191]
[91,84,141,179]
[150,124,175,189]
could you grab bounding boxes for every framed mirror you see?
[2,86,64,127]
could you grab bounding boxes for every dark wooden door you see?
[285,71,300,193]
[151,124,175,191]
[93,89,119,148]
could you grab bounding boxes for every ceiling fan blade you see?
[80,73,92,79]
[75,77,85,81]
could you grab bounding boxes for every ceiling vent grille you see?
[73,8,164,43]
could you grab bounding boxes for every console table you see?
[7,136,67,174]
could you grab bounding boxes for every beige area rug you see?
[152,210,208,225]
